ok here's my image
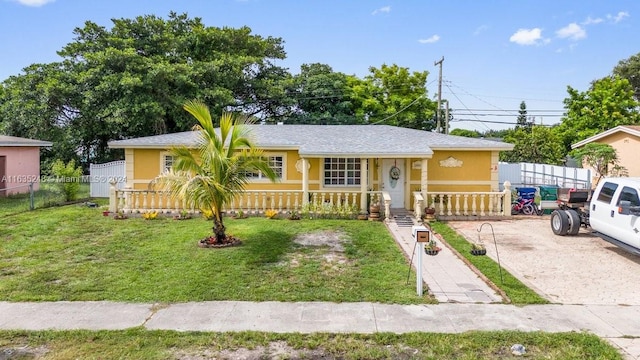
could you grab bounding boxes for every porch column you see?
[421,158,429,206]
[301,157,309,205]
[360,158,368,212]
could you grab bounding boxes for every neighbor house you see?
[0,135,53,196]
[107,125,513,216]
[571,125,640,179]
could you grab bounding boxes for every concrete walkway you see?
[385,213,503,303]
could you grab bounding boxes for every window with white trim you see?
[324,158,361,186]
[245,155,283,180]
[161,153,175,173]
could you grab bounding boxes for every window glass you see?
[245,156,283,180]
[162,155,174,172]
[616,186,640,207]
[596,182,618,204]
[323,158,361,186]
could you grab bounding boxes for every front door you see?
[381,159,405,208]
[0,156,6,197]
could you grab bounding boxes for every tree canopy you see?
[555,76,640,151]
[0,12,288,168]
[0,12,438,169]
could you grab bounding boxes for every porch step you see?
[391,210,416,227]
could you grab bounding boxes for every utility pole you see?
[443,99,450,134]
[434,56,444,133]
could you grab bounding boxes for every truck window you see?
[616,186,640,207]
[596,182,618,204]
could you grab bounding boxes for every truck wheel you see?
[567,209,581,235]
[550,210,569,235]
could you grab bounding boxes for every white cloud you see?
[509,28,545,45]
[582,16,603,25]
[556,23,586,41]
[418,35,440,44]
[13,0,55,6]
[371,6,391,15]
[608,11,630,23]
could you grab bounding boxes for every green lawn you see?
[0,204,428,304]
[0,329,622,359]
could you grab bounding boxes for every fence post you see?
[502,181,512,216]
[29,182,34,210]
[109,179,118,213]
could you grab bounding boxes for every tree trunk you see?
[212,215,226,243]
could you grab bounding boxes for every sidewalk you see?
[0,301,639,358]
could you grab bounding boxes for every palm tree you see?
[156,100,278,244]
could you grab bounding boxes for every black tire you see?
[550,209,569,236]
[566,209,581,235]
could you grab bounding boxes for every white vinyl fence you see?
[89,160,126,197]
[499,162,591,190]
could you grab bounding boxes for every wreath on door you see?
[389,166,401,180]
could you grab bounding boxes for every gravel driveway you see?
[447,218,640,305]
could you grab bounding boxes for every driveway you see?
[447,218,640,306]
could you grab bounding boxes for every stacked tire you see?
[550,209,581,236]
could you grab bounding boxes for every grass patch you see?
[0,329,623,359]
[0,204,429,304]
[429,221,548,305]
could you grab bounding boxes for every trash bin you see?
[538,185,558,200]
[538,185,558,214]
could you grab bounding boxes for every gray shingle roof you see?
[0,135,53,147]
[108,125,513,156]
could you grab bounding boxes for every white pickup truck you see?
[550,177,640,255]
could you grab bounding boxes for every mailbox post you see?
[411,225,430,296]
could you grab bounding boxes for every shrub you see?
[50,159,83,202]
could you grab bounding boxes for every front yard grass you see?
[0,329,623,359]
[0,204,428,304]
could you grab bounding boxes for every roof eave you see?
[572,126,640,149]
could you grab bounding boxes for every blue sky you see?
[0,0,637,132]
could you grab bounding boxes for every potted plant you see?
[287,210,301,220]
[471,243,487,256]
[424,239,442,256]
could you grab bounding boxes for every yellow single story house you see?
[108,124,513,215]
[572,125,640,178]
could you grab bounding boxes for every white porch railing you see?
[109,184,384,218]
[109,181,514,220]
[414,182,513,218]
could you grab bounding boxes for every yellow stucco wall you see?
[590,133,640,177]
[126,148,497,193]
[423,150,494,192]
